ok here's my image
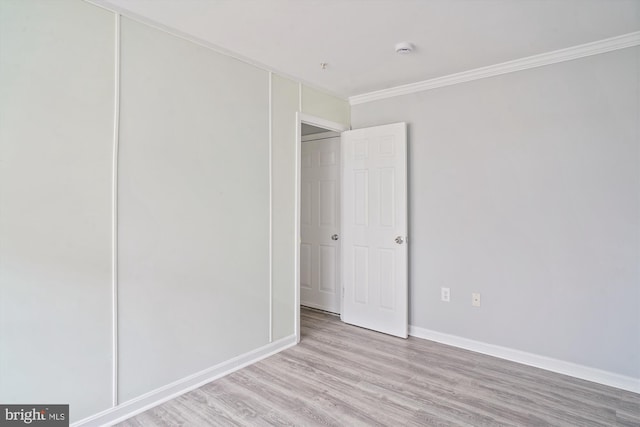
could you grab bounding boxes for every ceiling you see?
[95,0,640,99]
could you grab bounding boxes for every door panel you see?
[300,136,341,313]
[341,123,408,338]
[319,244,337,292]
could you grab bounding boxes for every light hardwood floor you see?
[119,308,640,426]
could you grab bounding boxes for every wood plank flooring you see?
[118,308,640,426]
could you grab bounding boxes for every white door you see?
[300,134,341,313]
[341,123,408,338]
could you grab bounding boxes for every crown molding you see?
[350,31,640,105]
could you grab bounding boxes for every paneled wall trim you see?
[0,1,350,426]
[349,31,640,105]
[110,12,121,408]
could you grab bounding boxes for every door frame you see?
[295,112,348,343]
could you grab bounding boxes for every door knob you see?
[395,236,404,244]
[331,234,339,241]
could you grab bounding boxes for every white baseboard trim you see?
[409,325,639,394]
[72,334,297,427]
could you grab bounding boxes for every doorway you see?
[300,126,341,314]
[295,117,409,342]
[295,114,348,343]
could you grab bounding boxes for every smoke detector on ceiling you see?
[395,42,414,54]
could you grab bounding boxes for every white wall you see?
[0,1,115,420]
[271,75,299,340]
[302,85,351,126]
[352,47,640,380]
[0,0,350,423]
[272,79,351,341]
[117,17,271,402]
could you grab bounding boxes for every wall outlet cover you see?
[472,293,481,307]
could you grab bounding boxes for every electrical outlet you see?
[472,293,481,307]
[441,287,450,302]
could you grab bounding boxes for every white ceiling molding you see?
[90,0,640,98]
[349,31,640,106]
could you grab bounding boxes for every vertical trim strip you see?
[268,72,273,343]
[111,12,121,407]
[296,84,302,342]
[294,112,301,343]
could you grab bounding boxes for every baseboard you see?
[72,334,297,427]
[409,325,639,394]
